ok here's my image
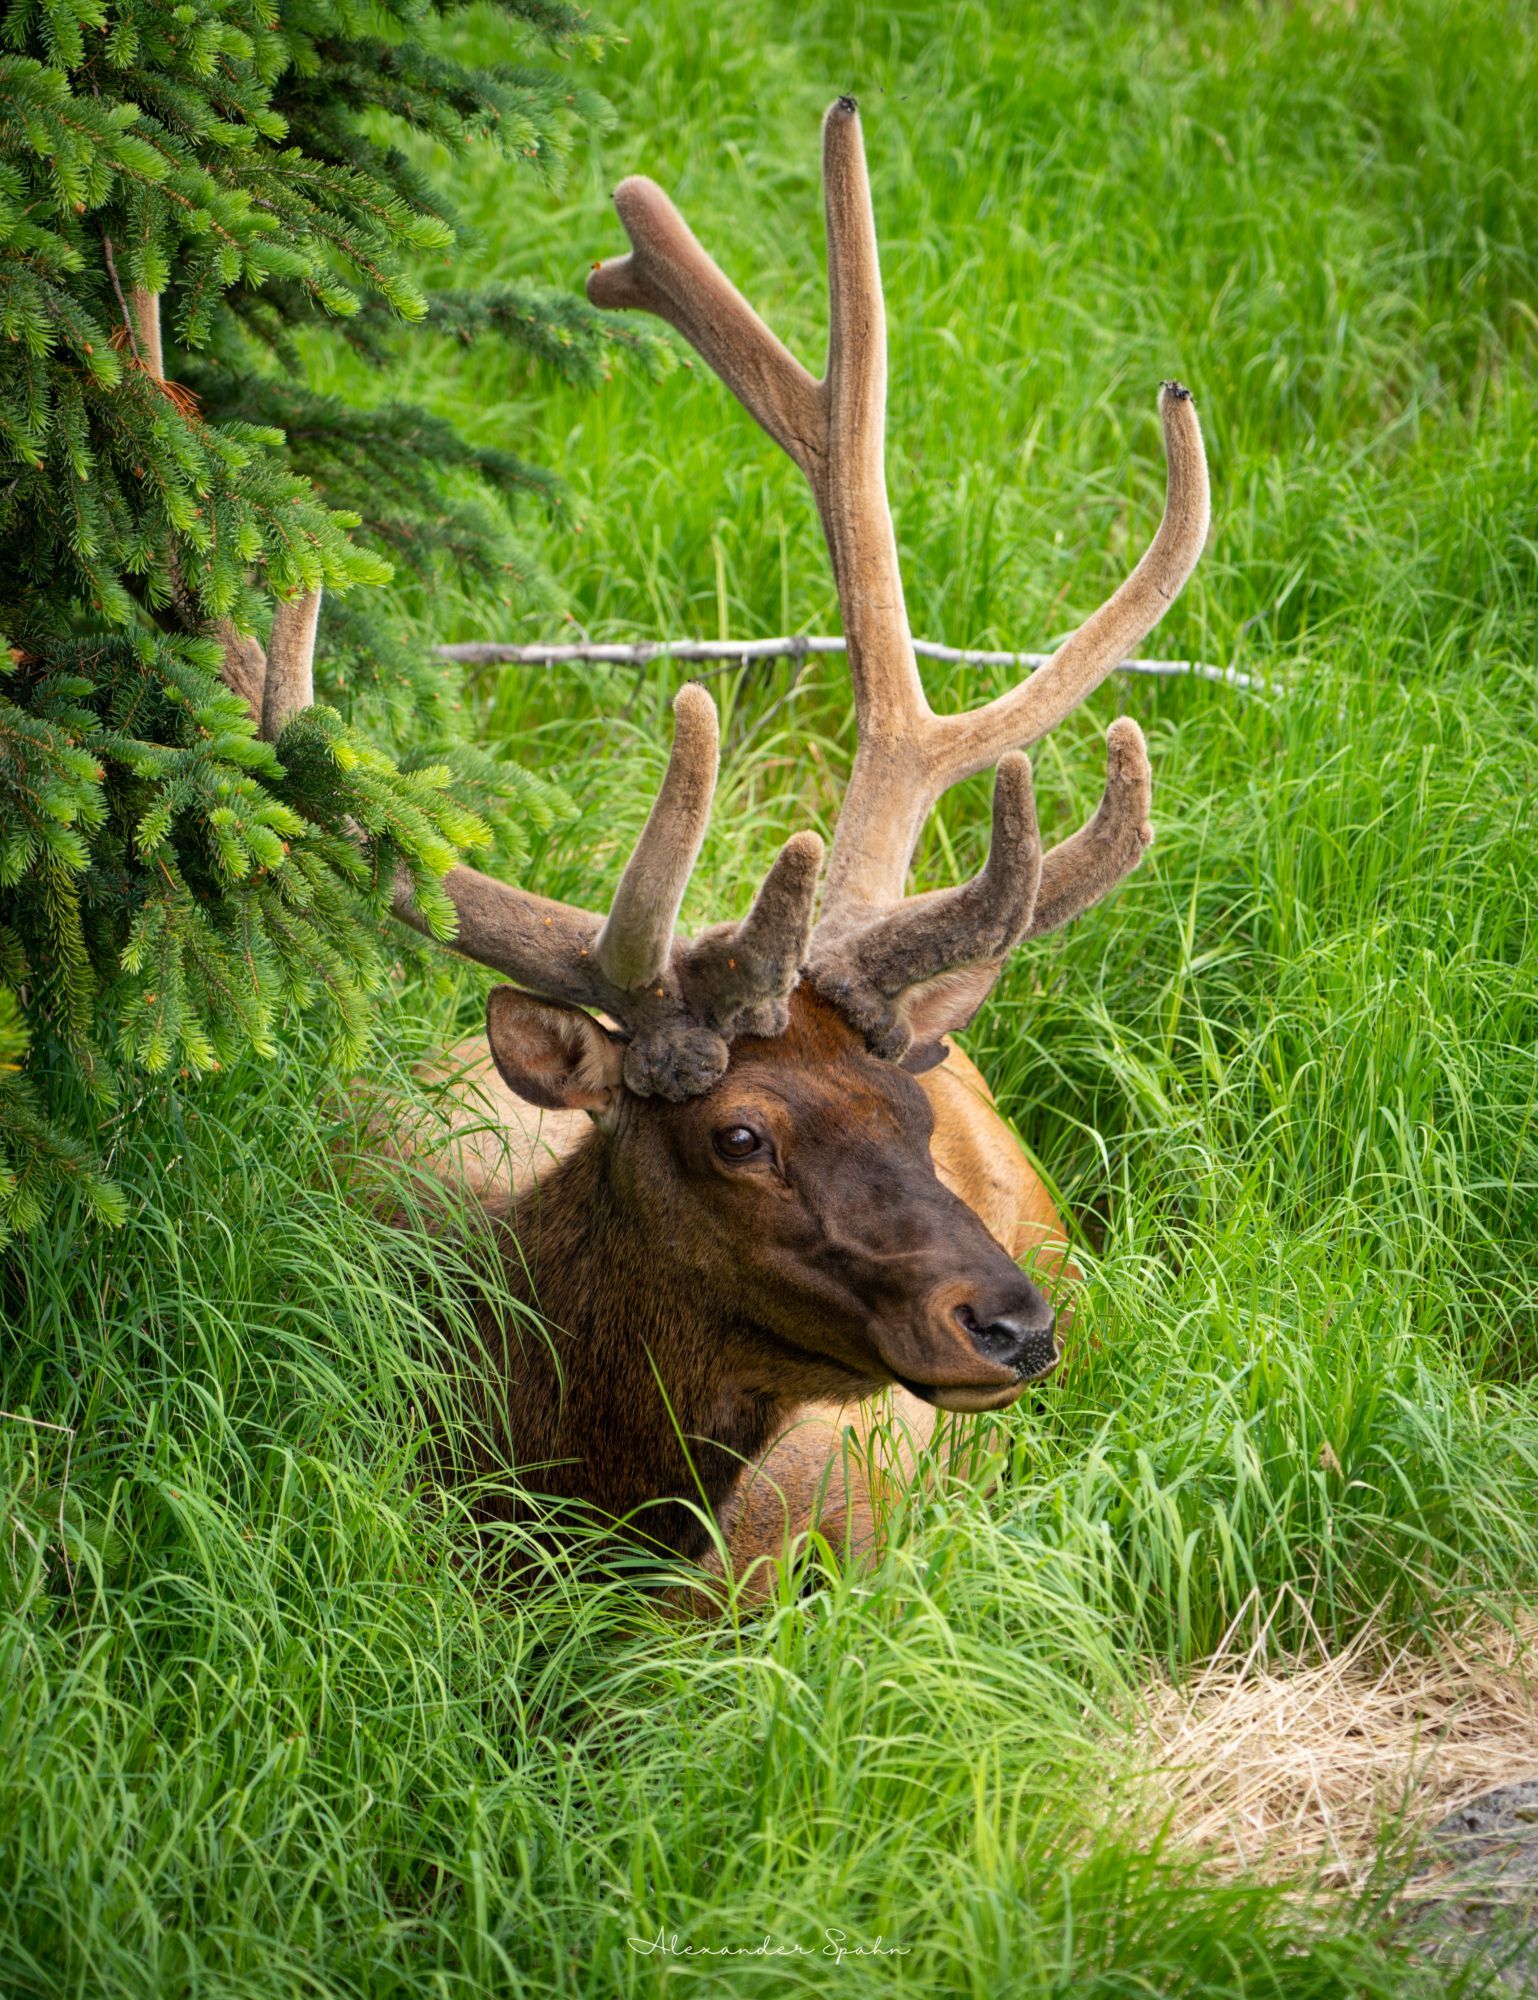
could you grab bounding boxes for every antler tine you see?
[679,828,825,1041]
[587,179,825,477]
[1023,718,1153,940]
[808,755,1042,1058]
[927,384,1209,790]
[127,277,324,744]
[594,681,720,989]
[817,98,928,739]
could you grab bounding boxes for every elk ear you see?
[485,988,626,1117]
[895,960,1003,1049]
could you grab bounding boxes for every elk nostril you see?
[959,1306,1058,1378]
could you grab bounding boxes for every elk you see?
[189,99,1209,1578]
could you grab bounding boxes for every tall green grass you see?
[4,0,1536,1992]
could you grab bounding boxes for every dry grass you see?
[1128,1601,1538,1887]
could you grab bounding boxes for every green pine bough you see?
[0,0,665,1246]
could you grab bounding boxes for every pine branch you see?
[0,1,619,1237]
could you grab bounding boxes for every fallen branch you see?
[434,635,1263,694]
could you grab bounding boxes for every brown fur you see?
[389,994,1074,1579]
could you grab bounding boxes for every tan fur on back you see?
[389,1035,1075,1590]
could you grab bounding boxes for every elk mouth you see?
[888,1300,1062,1411]
[894,1375,1026,1413]
[893,1354,1060,1415]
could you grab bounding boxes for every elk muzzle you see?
[881,1268,1060,1414]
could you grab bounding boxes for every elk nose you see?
[957,1302,1058,1379]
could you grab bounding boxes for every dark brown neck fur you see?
[472,1124,854,1562]
[456,986,1049,1564]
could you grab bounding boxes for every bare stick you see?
[101,236,144,368]
[129,287,164,381]
[262,588,322,740]
[433,635,1257,692]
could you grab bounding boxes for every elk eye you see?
[713,1124,763,1161]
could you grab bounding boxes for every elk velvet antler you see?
[181,95,1207,1092]
[588,97,1210,1055]
[129,245,822,1102]
[210,583,823,1095]
[392,683,826,1098]
[395,679,824,1097]
[269,601,820,1096]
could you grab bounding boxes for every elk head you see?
[223,99,1209,1422]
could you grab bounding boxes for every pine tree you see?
[0,0,660,1244]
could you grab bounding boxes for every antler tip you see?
[989,752,1039,875]
[994,748,1035,807]
[610,175,687,247]
[590,179,684,299]
[611,173,662,213]
[673,680,722,766]
[823,95,866,158]
[1104,718,1154,843]
[586,254,631,309]
[1158,378,1205,458]
[673,679,718,727]
[781,827,826,868]
[1155,377,1210,556]
[770,829,826,906]
[1104,716,1151,787]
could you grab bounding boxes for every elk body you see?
[193,100,1209,1579]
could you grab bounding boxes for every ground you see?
[2,1,1536,1995]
